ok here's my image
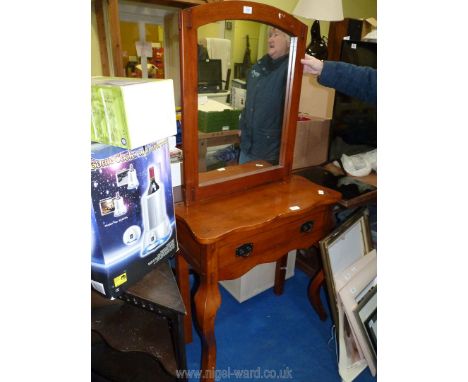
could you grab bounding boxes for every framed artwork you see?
[337,251,377,377]
[356,285,377,361]
[319,207,373,330]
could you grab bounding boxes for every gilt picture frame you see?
[355,285,377,362]
[319,207,373,331]
[337,251,377,376]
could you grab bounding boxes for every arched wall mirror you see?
[179,1,307,205]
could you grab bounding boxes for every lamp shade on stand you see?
[293,0,343,22]
[292,0,344,60]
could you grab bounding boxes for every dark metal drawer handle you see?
[236,243,254,257]
[301,221,315,233]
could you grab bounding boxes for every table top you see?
[125,259,186,316]
[91,260,185,315]
[294,164,376,209]
[175,175,342,244]
[323,162,377,187]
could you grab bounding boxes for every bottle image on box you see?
[140,164,171,257]
[113,191,127,217]
[127,163,139,190]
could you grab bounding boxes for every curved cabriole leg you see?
[308,269,327,321]
[194,272,221,381]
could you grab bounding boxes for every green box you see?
[198,109,241,133]
[91,77,176,149]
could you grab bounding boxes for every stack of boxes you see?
[91,77,178,298]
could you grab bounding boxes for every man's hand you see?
[301,54,324,76]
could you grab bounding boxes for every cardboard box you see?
[292,115,330,169]
[361,17,377,40]
[91,77,177,149]
[91,139,177,299]
[230,86,246,110]
[292,74,335,169]
[219,250,296,303]
[299,74,335,119]
[198,98,241,133]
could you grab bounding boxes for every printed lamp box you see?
[91,139,177,299]
[91,77,176,150]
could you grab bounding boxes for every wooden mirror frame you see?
[179,1,307,205]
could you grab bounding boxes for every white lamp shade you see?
[292,0,344,21]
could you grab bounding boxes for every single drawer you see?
[218,207,330,280]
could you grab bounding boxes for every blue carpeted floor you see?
[185,267,376,382]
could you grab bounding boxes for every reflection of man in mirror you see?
[238,27,290,165]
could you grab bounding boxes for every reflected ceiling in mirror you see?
[196,20,293,186]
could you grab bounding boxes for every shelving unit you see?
[93,0,216,77]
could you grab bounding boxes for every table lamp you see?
[292,0,344,60]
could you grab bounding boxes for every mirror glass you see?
[196,20,293,187]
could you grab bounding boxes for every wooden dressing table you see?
[175,2,341,380]
[175,175,341,379]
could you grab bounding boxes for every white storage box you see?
[91,77,177,149]
[219,250,296,303]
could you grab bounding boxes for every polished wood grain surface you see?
[176,175,341,243]
[198,160,272,186]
